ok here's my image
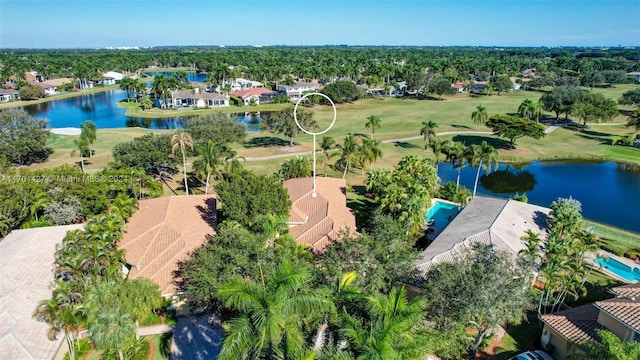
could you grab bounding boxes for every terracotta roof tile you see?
[284,177,356,252]
[118,195,216,295]
[232,87,278,99]
[540,304,601,343]
[595,297,640,332]
[611,283,640,298]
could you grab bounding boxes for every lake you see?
[438,161,640,233]
[19,89,264,130]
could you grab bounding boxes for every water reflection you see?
[479,169,537,194]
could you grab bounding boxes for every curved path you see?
[244,130,493,162]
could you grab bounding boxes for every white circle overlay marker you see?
[293,92,337,135]
[292,92,337,198]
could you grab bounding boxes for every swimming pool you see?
[426,200,460,229]
[595,257,640,282]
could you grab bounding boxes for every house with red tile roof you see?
[0,89,19,102]
[27,81,56,95]
[118,195,216,296]
[283,177,356,253]
[539,283,640,359]
[232,87,279,105]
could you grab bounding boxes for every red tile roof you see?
[232,87,277,99]
[118,195,216,295]
[610,283,640,298]
[283,177,356,252]
[595,297,640,332]
[540,304,601,343]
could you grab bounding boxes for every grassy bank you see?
[118,100,290,118]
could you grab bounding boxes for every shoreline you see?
[0,85,119,110]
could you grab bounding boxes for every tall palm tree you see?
[419,120,438,145]
[443,141,466,188]
[215,262,334,360]
[319,135,336,177]
[426,138,450,171]
[89,306,136,360]
[518,99,536,120]
[365,115,382,139]
[471,105,488,130]
[360,138,382,173]
[33,291,84,360]
[171,132,194,196]
[71,136,89,172]
[468,141,498,197]
[193,140,223,195]
[336,134,359,179]
[80,120,97,158]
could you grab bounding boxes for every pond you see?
[438,161,640,233]
[18,89,266,130]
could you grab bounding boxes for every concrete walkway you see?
[136,324,174,336]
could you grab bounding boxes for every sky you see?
[0,0,639,48]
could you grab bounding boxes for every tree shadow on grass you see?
[576,133,613,145]
[346,191,377,231]
[393,141,421,149]
[451,124,473,129]
[452,135,511,150]
[244,136,290,148]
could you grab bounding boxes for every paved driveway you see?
[171,314,223,360]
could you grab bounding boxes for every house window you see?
[634,331,640,342]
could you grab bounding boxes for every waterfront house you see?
[415,196,550,275]
[28,81,56,95]
[627,72,640,83]
[0,89,19,102]
[283,177,356,252]
[232,87,279,105]
[539,283,640,360]
[93,76,116,86]
[103,71,125,81]
[156,88,230,109]
[278,81,318,101]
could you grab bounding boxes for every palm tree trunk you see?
[66,333,75,360]
[456,168,461,188]
[473,161,483,197]
[182,153,189,195]
[118,349,124,360]
[205,173,210,194]
[342,161,348,179]
[80,155,85,172]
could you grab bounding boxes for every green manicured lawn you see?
[488,314,544,360]
[146,334,171,360]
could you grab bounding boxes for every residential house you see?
[472,81,488,93]
[117,195,217,296]
[452,82,465,93]
[232,87,279,105]
[0,89,19,102]
[27,81,56,95]
[283,177,356,252]
[357,83,386,97]
[211,78,263,92]
[539,283,640,360]
[415,196,550,275]
[627,72,640,83]
[103,71,125,81]
[156,88,230,109]
[522,68,537,76]
[278,81,318,101]
[93,77,116,86]
[0,224,84,360]
[44,77,73,88]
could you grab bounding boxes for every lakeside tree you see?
[486,114,546,149]
[426,138,450,171]
[112,133,177,169]
[18,83,46,99]
[184,112,247,146]
[572,92,619,127]
[626,109,640,134]
[466,141,499,198]
[421,243,533,357]
[0,109,52,165]
[214,170,291,227]
[80,120,97,158]
[260,106,316,147]
[442,141,466,187]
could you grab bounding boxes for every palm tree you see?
[568,329,640,360]
[171,132,194,196]
[336,134,359,179]
[222,147,245,176]
[518,99,536,120]
[427,138,450,171]
[468,141,498,197]
[33,291,84,360]
[89,306,135,360]
[71,136,89,172]
[626,108,640,134]
[338,287,429,359]
[215,262,334,360]
[360,138,382,172]
[471,105,489,130]
[80,120,97,158]
[319,135,336,176]
[193,140,223,195]
[365,115,382,139]
[443,141,466,188]
[419,120,438,145]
